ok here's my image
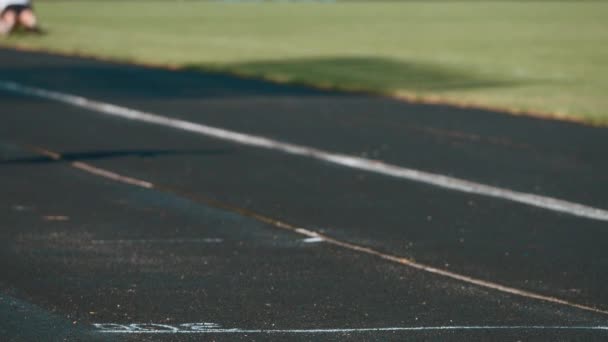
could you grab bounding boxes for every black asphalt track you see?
[1,48,608,340]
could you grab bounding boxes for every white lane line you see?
[2,80,607,222]
[93,323,608,334]
[25,146,608,317]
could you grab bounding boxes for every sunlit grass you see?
[2,1,607,123]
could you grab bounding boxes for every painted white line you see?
[2,80,607,222]
[93,323,608,334]
[21,147,608,317]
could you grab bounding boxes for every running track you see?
[1,48,608,341]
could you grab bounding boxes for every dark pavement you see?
[1,48,607,341]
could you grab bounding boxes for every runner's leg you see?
[0,10,17,35]
[18,9,39,31]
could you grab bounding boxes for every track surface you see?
[1,48,607,341]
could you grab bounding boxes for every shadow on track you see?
[0,149,232,165]
[0,53,540,101]
[206,56,536,92]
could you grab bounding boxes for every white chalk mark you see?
[91,238,223,244]
[22,146,608,316]
[92,323,608,334]
[294,228,320,237]
[302,237,325,243]
[2,80,607,222]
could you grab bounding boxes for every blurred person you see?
[0,0,42,36]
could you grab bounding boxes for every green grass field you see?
[2,1,608,124]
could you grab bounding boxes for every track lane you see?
[1,90,607,312]
[3,79,607,221]
[2,48,608,341]
[3,144,607,341]
[1,48,607,209]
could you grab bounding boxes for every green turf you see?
[2,1,607,124]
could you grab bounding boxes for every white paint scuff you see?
[302,236,325,243]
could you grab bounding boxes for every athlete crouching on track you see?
[0,0,43,36]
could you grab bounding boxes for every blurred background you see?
[2,0,607,124]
